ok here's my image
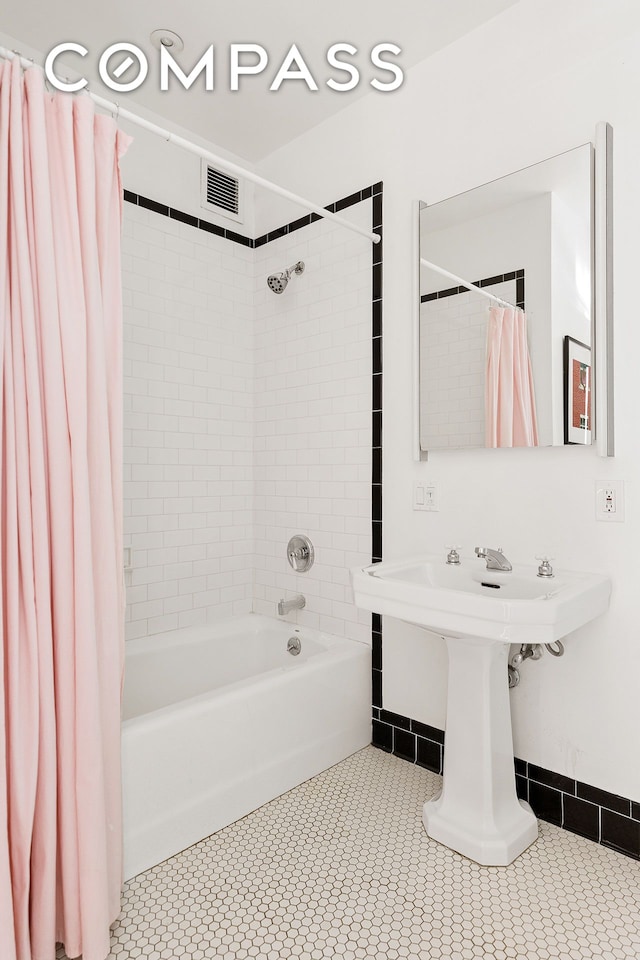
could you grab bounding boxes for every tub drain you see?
[287,636,302,656]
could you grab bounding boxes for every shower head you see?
[267,260,305,294]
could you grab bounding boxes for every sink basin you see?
[352,554,611,644]
[350,553,611,866]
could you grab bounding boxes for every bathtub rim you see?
[124,611,362,656]
[122,612,371,729]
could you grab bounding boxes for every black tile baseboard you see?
[529,780,563,827]
[563,794,600,842]
[601,810,640,859]
[527,763,575,795]
[373,711,640,860]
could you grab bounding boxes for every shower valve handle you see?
[286,535,315,573]
[288,548,306,570]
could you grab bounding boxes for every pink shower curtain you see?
[0,59,130,960]
[485,305,539,448]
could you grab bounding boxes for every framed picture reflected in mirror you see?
[564,336,592,444]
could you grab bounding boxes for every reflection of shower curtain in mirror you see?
[485,306,538,447]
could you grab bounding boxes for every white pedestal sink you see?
[351,554,611,866]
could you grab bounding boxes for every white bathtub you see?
[122,614,371,880]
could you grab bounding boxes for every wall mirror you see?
[416,127,613,456]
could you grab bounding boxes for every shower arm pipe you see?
[0,46,380,247]
[420,257,517,310]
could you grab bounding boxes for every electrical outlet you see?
[596,480,624,522]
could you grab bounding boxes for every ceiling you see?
[5,0,520,161]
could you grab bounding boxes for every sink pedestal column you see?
[422,636,538,865]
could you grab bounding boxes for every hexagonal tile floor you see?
[57,746,640,959]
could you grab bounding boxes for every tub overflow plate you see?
[287,636,302,656]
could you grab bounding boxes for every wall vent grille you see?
[201,161,243,223]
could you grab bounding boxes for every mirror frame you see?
[594,122,614,457]
[412,122,614,459]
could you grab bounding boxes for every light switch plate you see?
[414,482,439,511]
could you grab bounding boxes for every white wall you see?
[119,125,257,236]
[255,0,640,800]
[0,28,257,235]
[122,203,254,638]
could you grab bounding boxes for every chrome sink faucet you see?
[475,547,512,572]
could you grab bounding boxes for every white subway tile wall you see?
[122,204,254,640]
[253,204,373,643]
[123,198,373,642]
[419,280,516,449]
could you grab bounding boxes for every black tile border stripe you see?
[123,186,378,251]
[373,711,640,860]
[420,270,525,311]
[125,190,256,246]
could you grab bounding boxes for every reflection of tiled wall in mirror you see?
[419,279,517,450]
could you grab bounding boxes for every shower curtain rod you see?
[420,257,518,310]
[0,46,380,246]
